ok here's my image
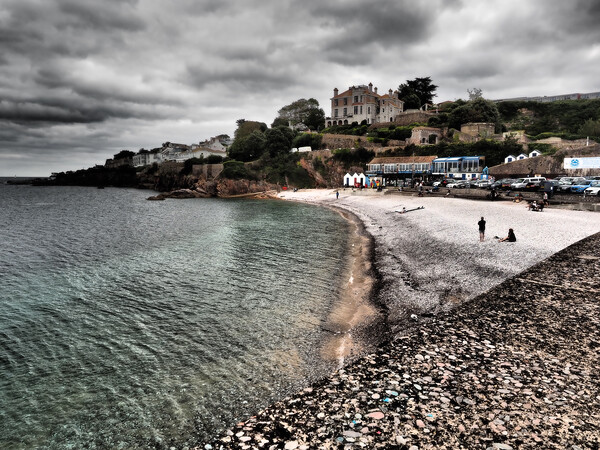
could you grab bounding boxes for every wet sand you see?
[317,207,381,368]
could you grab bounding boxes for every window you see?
[343,98,348,105]
[343,107,347,116]
[354,96,358,102]
[368,107,371,114]
[334,99,338,106]
[334,109,338,118]
[360,106,363,114]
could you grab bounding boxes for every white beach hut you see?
[528,150,541,158]
[504,155,516,163]
[517,153,528,160]
[344,172,366,187]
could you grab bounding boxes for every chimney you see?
[334,88,338,96]
[389,89,393,96]
[368,82,373,92]
[374,87,378,94]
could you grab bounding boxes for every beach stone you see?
[343,431,362,438]
[366,411,385,420]
[284,441,298,450]
[492,444,513,450]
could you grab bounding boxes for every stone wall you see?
[192,163,223,179]
[394,111,434,126]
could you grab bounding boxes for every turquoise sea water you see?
[0,184,351,448]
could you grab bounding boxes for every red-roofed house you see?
[325,83,404,127]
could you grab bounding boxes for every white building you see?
[517,153,528,160]
[174,147,227,162]
[325,83,404,127]
[504,155,516,163]
[344,172,366,187]
[133,150,162,167]
[528,150,541,157]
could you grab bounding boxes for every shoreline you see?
[317,205,388,368]
[201,188,600,448]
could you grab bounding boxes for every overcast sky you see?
[1,0,599,176]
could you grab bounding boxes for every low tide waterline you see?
[0,185,361,448]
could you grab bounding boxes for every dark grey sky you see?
[1,0,599,176]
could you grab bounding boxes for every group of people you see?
[478,217,516,243]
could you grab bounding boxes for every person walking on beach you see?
[478,216,486,242]
[336,191,339,200]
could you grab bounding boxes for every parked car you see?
[542,180,560,195]
[570,180,600,193]
[500,178,516,190]
[476,179,493,188]
[512,177,546,190]
[556,180,574,192]
[584,185,600,196]
[447,180,468,188]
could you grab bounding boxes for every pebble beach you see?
[202,189,600,449]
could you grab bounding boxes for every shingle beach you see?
[202,190,600,449]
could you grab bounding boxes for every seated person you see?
[498,228,516,242]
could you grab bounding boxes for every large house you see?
[325,83,404,127]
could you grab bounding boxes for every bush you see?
[206,154,224,164]
[222,160,252,179]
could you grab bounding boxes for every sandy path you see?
[278,189,600,333]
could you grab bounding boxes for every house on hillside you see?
[529,150,541,158]
[407,127,443,145]
[517,153,528,160]
[133,149,162,167]
[504,155,516,163]
[325,83,404,127]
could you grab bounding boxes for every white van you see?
[511,177,546,190]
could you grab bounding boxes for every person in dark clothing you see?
[498,228,516,242]
[478,217,486,242]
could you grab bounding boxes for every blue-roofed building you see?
[366,156,437,186]
[432,156,486,179]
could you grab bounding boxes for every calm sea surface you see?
[0,183,351,448]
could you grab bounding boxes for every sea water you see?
[0,184,351,448]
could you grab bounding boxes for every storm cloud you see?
[0,0,598,176]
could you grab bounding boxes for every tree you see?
[448,98,501,131]
[234,120,268,141]
[305,107,325,131]
[467,88,483,100]
[113,150,135,159]
[275,98,325,130]
[397,77,438,108]
[228,130,266,161]
[271,117,289,128]
[264,128,292,157]
[578,118,600,138]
